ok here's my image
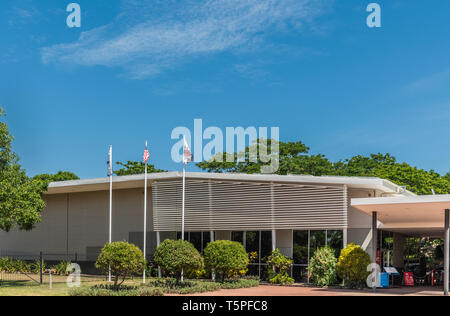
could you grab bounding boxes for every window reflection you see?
[327,230,343,258]
[293,231,308,265]
[310,230,326,257]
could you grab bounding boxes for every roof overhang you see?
[46,172,415,196]
[352,195,450,237]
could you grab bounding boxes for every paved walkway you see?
[180,285,445,296]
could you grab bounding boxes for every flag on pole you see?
[183,137,193,164]
[107,145,113,176]
[143,142,150,163]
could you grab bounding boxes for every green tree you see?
[114,161,166,176]
[197,140,450,195]
[333,153,450,195]
[197,139,334,176]
[33,171,79,183]
[153,239,203,281]
[337,243,371,288]
[0,108,48,232]
[203,240,249,281]
[95,241,146,290]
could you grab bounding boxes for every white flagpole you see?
[143,141,148,284]
[181,137,187,282]
[108,145,113,283]
[182,161,186,242]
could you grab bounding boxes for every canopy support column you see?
[371,211,378,292]
[372,212,377,264]
[445,209,449,296]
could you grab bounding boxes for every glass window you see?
[202,232,212,252]
[190,232,202,253]
[310,230,326,256]
[246,231,260,255]
[293,266,308,283]
[327,230,343,258]
[231,231,244,245]
[176,232,189,241]
[293,231,308,265]
[260,231,273,263]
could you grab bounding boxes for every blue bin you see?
[379,272,389,288]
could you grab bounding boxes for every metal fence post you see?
[39,252,43,285]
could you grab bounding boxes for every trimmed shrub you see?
[337,243,371,288]
[95,241,146,290]
[266,249,294,285]
[153,239,203,280]
[308,246,337,287]
[203,240,249,281]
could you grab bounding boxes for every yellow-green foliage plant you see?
[337,243,371,288]
[308,246,337,287]
[266,249,294,285]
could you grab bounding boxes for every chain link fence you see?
[0,250,107,286]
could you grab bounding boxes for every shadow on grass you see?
[0,280,39,288]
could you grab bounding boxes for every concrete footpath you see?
[175,285,445,296]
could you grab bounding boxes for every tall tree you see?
[196,140,450,195]
[33,171,79,183]
[196,139,334,176]
[0,108,46,231]
[114,160,166,176]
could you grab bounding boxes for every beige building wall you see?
[0,188,153,260]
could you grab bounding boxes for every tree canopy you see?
[33,171,80,183]
[0,108,79,232]
[114,160,166,176]
[196,140,450,195]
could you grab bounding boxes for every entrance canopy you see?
[352,194,450,237]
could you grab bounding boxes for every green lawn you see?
[0,276,260,296]
[0,274,136,296]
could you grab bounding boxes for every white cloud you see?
[41,0,329,78]
[404,68,450,95]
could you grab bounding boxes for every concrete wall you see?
[347,188,378,260]
[215,231,231,240]
[276,230,292,257]
[0,188,153,260]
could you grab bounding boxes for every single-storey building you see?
[0,172,420,280]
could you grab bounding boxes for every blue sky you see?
[1,0,450,179]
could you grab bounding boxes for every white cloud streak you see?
[41,0,329,78]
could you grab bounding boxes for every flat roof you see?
[352,195,450,236]
[46,172,416,196]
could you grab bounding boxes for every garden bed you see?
[69,277,260,296]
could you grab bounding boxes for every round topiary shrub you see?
[153,239,203,281]
[203,240,249,281]
[337,243,371,288]
[308,246,337,287]
[95,241,146,290]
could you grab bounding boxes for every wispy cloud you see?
[41,0,330,79]
[404,68,450,95]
